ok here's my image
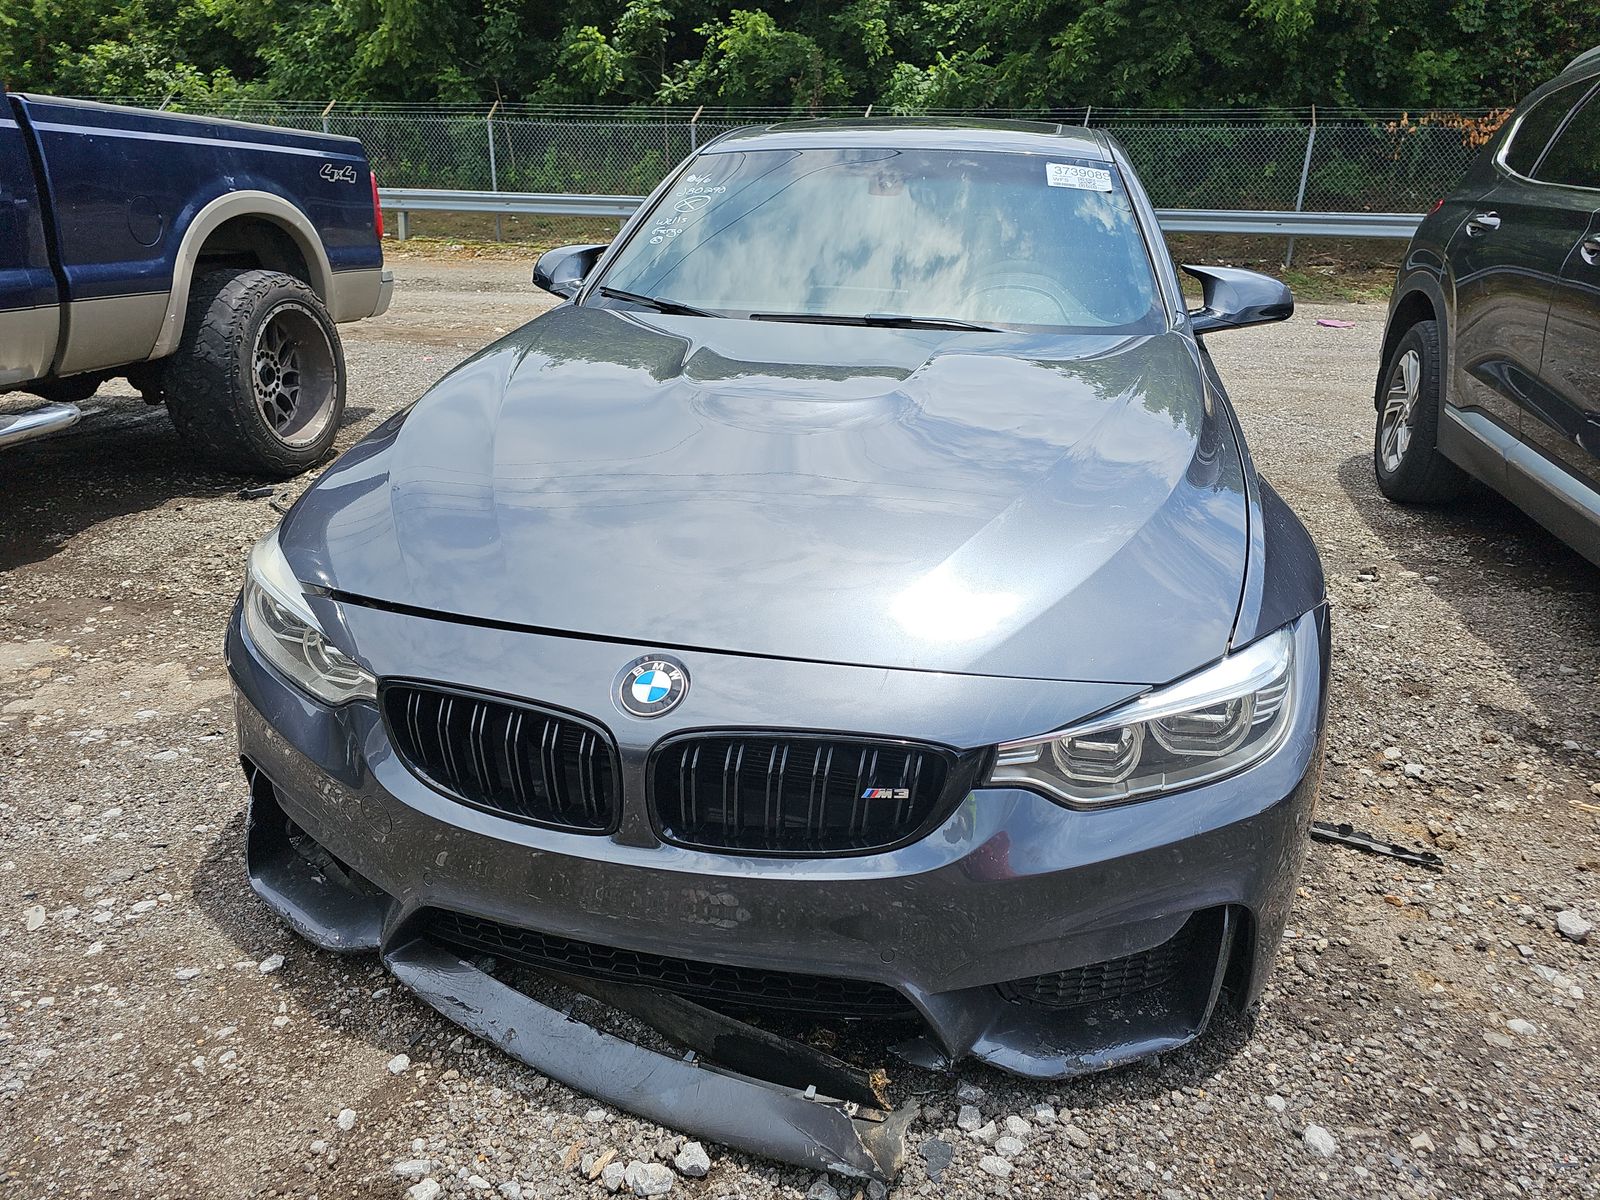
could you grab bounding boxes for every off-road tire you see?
[164,269,346,478]
[1373,319,1467,504]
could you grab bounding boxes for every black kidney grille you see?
[997,912,1211,1010]
[426,908,914,1018]
[383,684,617,832]
[652,735,953,854]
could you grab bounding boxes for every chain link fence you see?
[119,100,1504,213]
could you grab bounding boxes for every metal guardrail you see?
[377,188,1425,242]
[380,188,643,220]
[1154,209,1424,239]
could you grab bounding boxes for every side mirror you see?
[532,243,607,299]
[1181,264,1294,335]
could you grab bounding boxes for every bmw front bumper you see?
[227,597,1327,1173]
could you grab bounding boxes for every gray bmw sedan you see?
[228,121,1328,1179]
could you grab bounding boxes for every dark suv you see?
[1374,46,1600,566]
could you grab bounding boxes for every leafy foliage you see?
[1,0,1595,110]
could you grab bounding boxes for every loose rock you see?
[920,1138,954,1180]
[624,1160,674,1197]
[1303,1125,1338,1157]
[673,1141,710,1178]
[1556,910,1592,942]
[978,1156,1013,1178]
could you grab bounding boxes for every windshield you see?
[593,146,1162,333]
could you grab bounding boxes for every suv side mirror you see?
[532,243,607,299]
[1181,264,1294,335]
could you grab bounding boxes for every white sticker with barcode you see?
[1046,162,1113,191]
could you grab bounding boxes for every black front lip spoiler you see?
[386,940,914,1180]
[244,773,913,1181]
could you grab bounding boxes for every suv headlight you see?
[242,530,375,705]
[988,626,1296,806]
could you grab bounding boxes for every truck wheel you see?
[164,269,346,477]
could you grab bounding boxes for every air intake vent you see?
[425,908,915,1018]
[651,734,961,855]
[383,683,618,833]
[997,910,1215,1009]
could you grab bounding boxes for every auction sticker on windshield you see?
[1046,162,1113,191]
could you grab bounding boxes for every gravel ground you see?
[3,258,1598,1199]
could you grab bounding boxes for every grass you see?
[381,211,622,258]
[1166,234,1401,304]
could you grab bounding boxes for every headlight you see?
[988,626,1296,806]
[241,530,375,705]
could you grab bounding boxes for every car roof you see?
[701,118,1110,161]
[1564,45,1600,75]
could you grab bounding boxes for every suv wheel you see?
[1373,319,1466,503]
[164,269,346,478]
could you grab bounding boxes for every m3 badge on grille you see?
[615,654,689,718]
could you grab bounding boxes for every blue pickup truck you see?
[1,89,392,476]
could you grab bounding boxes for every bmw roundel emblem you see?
[614,654,689,718]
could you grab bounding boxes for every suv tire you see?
[1373,319,1466,504]
[164,269,346,478]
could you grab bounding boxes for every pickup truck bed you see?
[2,91,392,475]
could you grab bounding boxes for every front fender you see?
[1231,476,1326,650]
[1375,204,1467,411]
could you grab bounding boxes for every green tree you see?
[3,0,1597,111]
[662,9,847,108]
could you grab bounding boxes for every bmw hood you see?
[280,305,1250,685]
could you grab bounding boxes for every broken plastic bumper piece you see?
[387,941,914,1180]
[244,772,912,1181]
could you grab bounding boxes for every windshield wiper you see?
[597,286,717,318]
[749,311,1004,333]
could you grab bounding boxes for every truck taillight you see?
[370,171,385,239]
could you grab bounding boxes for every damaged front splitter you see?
[387,940,915,1181]
[246,771,917,1182]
